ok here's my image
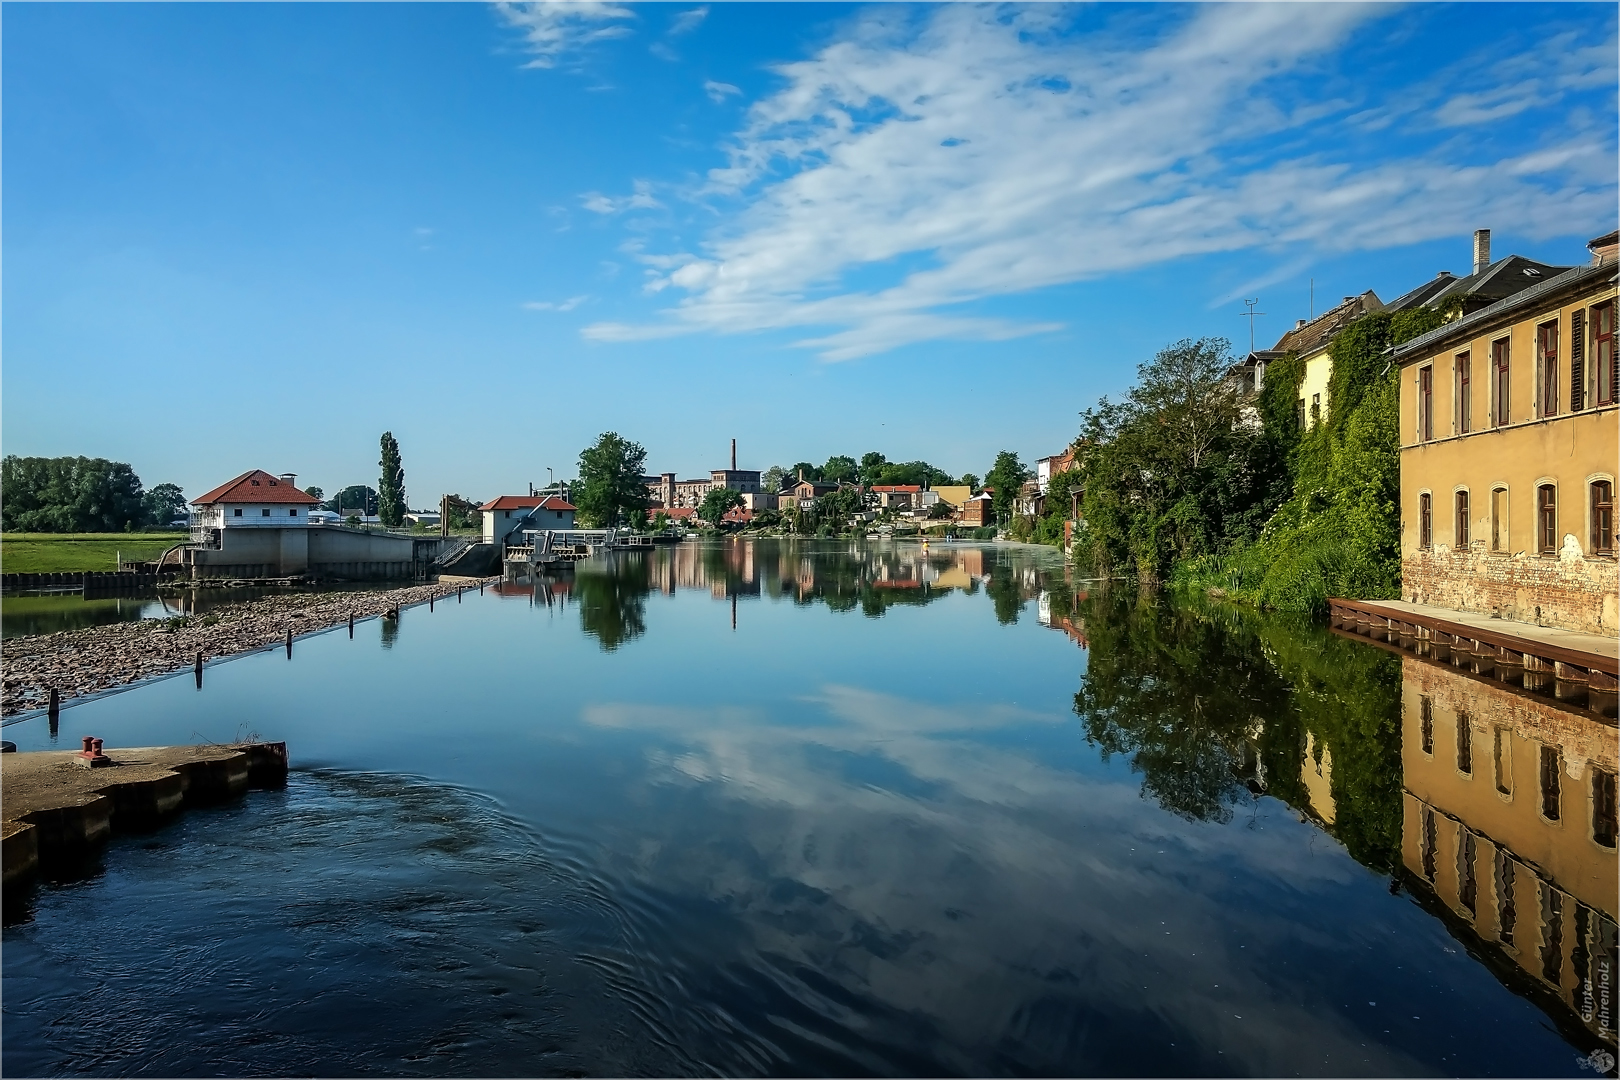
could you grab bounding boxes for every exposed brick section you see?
[1402,540,1619,635]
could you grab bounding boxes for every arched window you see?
[1490,486,1509,551]
[1591,480,1615,556]
[1537,484,1557,555]
[1419,492,1433,548]
[1454,490,1470,548]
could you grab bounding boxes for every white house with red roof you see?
[189,470,321,541]
[183,468,443,580]
[479,494,576,545]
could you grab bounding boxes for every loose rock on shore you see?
[1,579,493,717]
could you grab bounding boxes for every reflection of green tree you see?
[984,552,1026,625]
[574,557,652,651]
[1072,590,1402,868]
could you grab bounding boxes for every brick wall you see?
[1402,537,1619,634]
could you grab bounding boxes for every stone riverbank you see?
[1,580,494,717]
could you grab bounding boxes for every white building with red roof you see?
[479,494,576,545]
[189,470,321,541]
[183,468,442,581]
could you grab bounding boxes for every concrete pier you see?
[1,741,288,887]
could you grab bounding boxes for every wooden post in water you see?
[47,687,59,722]
[286,628,293,658]
[195,652,204,689]
[430,592,435,612]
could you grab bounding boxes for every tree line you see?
[1067,306,1445,609]
[1,456,186,532]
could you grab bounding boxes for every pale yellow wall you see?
[1398,280,1620,631]
[932,485,971,508]
[1298,347,1332,428]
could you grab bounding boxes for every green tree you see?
[859,451,888,483]
[698,486,745,525]
[576,432,650,527]
[762,465,790,494]
[959,473,980,490]
[327,485,378,516]
[378,432,406,527]
[790,461,821,483]
[821,455,859,484]
[143,483,187,526]
[302,486,325,503]
[1,456,147,532]
[983,451,1026,523]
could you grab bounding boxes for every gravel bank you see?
[1,580,494,717]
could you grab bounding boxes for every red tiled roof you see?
[870,485,921,493]
[478,494,576,512]
[656,507,697,519]
[192,470,321,506]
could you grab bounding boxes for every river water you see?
[3,540,1615,1077]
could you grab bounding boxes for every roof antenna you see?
[1240,298,1266,353]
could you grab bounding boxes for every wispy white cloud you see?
[524,295,590,312]
[703,79,742,103]
[583,5,1617,360]
[668,6,708,37]
[580,179,662,215]
[495,0,634,70]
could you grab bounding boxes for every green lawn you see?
[1,533,190,574]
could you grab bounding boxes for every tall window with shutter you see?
[1455,490,1470,548]
[1592,480,1615,556]
[1537,321,1558,417]
[1455,352,1471,433]
[1492,338,1511,425]
[1570,309,1586,411]
[1596,300,1616,405]
[1419,492,1433,549]
[1538,485,1558,555]
[1418,367,1433,441]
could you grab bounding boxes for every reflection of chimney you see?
[1473,229,1491,275]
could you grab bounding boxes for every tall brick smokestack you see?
[731,439,736,471]
[1473,229,1491,275]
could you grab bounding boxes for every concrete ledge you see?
[1,742,288,886]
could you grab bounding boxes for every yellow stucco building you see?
[1392,231,1619,635]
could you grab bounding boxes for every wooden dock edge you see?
[1,742,288,888]
[1327,598,1617,681]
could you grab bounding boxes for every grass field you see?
[1,533,190,574]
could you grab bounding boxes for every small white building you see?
[190,470,320,542]
[479,494,577,544]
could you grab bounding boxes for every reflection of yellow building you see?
[1401,657,1617,1047]
[1301,731,1336,825]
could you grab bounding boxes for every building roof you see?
[656,507,697,519]
[1389,260,1617,363]
[1426,254,1574,309]
[1267,291,1382,357]
[1382,272,1459,313]
[870,485,921,493]
[478,494,576,512]
[192,470,321,506]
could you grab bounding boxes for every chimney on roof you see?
[798,467,804,482]
[280,473,297,486]
[1473,229,1491,275]
[1296,319,1306,329]
[731,439,736,471]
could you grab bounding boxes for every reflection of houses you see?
[1401,657,1617,1048]
[1393,230,1618,635]
[1036,589,1090,647]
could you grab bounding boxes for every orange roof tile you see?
[192,470,321,506]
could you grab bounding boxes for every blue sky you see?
[4,2,1615,505]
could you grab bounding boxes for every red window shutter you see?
[1570,309,1585,411]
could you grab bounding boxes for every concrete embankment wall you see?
[1,742,288,887]
[2,571,174,591]
[185,528,449,581]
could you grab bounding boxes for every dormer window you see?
[251,479,260,486]
[1523,268,1541,277]
[268,480,278,486]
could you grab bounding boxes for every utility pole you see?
[1241,298,1267,354]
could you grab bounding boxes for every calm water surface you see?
[3,540,1615,1076]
